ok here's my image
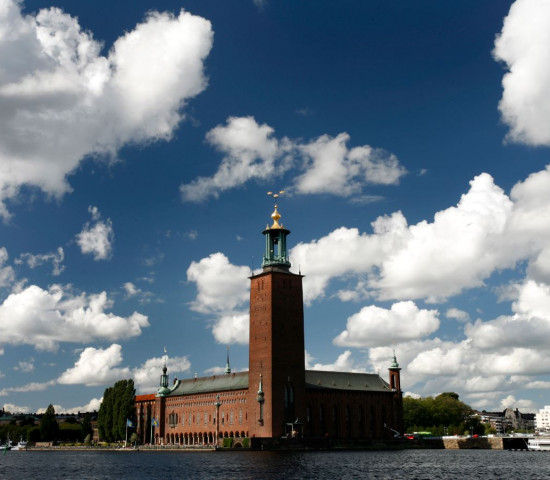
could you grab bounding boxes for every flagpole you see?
[150,418,153,446]
[125,420,128,448]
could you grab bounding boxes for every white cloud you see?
[133,355,192,392]
[0,1,213,219]
[291,167,550,304]
[446,308,470,322]
[38,397,103,414]
[122,281,158,305]
[493,0,550,146]
[0,247,15,287]
[187,252,251,344]
[14,360,34,372]
[2,403,30,414]
[181,116,288,202]
[305,350,361,372]
[58,344,132,386]
[466,280,550,351]
[0,284,149,351]
[58,344,191,391]
[180,116,405,202]
[211,313,249,345]
[0,380,56,397]
[295,133,405,195]
[15,246,64,275]
[187,252,250,314]
[499,394,536,411]
[123,282,140,298]
[334,301,440,348]
[76,206,114,260]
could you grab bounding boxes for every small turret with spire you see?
[262,191,291,271]
[224,346,231,375]
[389,350,401,392]
[157,347,171,397]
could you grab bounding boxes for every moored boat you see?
[10,438,28,451]
[528,438,550,451]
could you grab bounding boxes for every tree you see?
[81,413,93,442]
[403,393,474,434]
[98,379,136,442]
[39,404,59,441]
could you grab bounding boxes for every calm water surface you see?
[1,449,548,479]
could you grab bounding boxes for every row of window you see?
[167,409,246,427]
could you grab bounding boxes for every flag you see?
[152,418,159,427]
[126,419,134,428]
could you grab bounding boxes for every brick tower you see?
[247,204,306,438]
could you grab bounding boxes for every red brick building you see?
[135,205,403,446]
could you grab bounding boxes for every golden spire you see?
[271,204,282,228]
[267,190,285,229]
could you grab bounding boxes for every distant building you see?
[135,204,403,447]
[536,406,550,432]
[478,408,535,433]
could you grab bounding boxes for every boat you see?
[10,438,28,451]
[527,437,550,451]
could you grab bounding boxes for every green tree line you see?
[0,405,93,443]
[403,392,484,436]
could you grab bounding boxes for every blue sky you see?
[1,0,550,415]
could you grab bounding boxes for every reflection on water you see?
[1,449,549,479]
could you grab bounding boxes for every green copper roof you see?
[390,351,400,369]
[305,370,391,392]
[167,371,249,396]
[161,370,391,398]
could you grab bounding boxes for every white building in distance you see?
[536,406,550,432]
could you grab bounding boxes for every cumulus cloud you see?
[0,284,149,351]
[15,247,64,275]
[305,350,361,372]
[133,354,192,392]
[493,0,550,146]
[0,1,213,219]
[296,133,405,195]
[180,116,405,202]
[446,308,470,322]
[0,247,15,287]
[58,344,191,391]
[187,252,251,344]
[211,313,249,345]
[76,206,114,260]
[187,252,250,314]
[466,281,550,351]
[35,397,102,414]
[2,403,30,414]
[58,344,132,386]
[334,301,439,348]
[181,116,288,202]
[291,167,550,304]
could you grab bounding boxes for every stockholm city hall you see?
[135,204,403,447]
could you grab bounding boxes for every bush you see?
[242,437,250,448]
[222,438,233,448]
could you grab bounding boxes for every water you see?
[1,449,549,479]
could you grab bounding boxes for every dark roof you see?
[305,370,391,392]
[168,372,249,396]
